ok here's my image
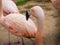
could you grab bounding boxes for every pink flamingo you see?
[2,0,21,44]
[0,0,37,45]
[26,6,45,45]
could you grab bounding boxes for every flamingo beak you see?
[26,10,31,20]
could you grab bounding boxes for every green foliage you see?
[16,0,30,6]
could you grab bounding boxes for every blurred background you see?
[0,0,60,45]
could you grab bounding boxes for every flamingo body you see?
[3,14,37,38]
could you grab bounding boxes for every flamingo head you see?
[26,6,44,20]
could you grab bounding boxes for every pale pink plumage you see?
[1,14,37,38]
[2,0,19,14]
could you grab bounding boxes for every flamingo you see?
[2,0,21,44]
[2,0,19,15]
[0,0,37,45]
[26,6,45,45]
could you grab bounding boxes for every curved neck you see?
[37,17,44,31]
[0,0,3,17]
[35,11,44,45]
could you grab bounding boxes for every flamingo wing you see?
[3,14,37,38]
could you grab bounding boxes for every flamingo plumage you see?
[3,14,37,37]
[2,0,19,15]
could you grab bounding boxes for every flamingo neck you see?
[35,11,44,45]
[37,16,44,31]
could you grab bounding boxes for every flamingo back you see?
[3,14,37,38]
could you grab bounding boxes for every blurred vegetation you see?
[16,0,51,6]
[25,4,52,10]
[16,0,52,13]
[16,0,30,6]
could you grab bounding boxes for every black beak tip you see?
[26,11,30,20]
